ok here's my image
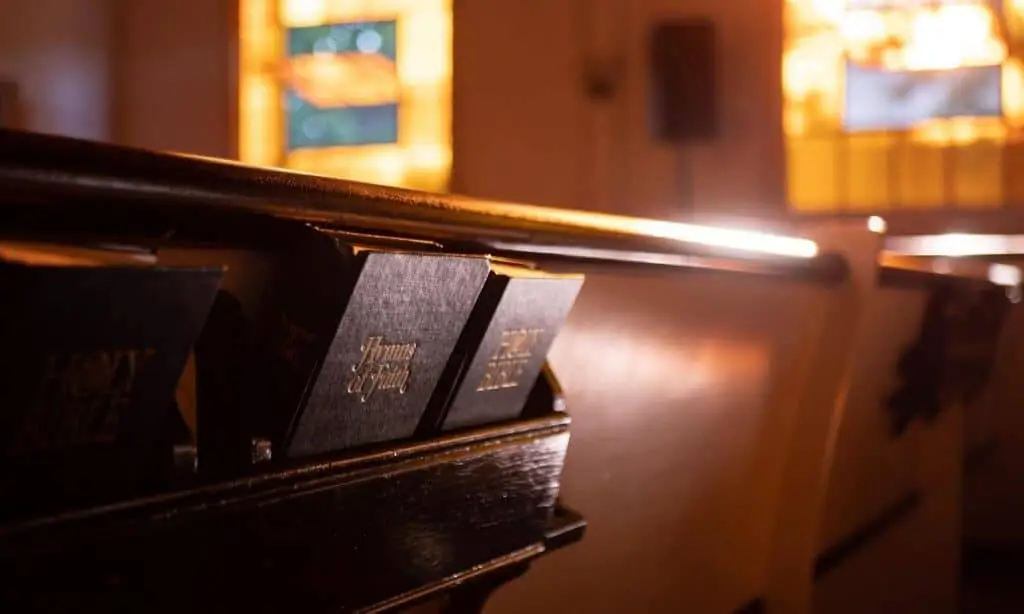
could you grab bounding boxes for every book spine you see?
[417,273,509,436]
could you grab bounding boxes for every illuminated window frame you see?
[783,0,1024,212]
[784,0,1024,144]
[239,0,453,191]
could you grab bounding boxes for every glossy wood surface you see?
[487,222,1007,614]
[792,209,1024,237]
[0,129,841,279]
[0,415,570,613]
[817,286,929,549]
[489,267,837,613]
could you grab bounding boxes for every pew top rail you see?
[878,252,1021,290]
[4,131,1021,288]
[0,129,846,284]
[793,208,1024,238]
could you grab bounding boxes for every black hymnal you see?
[160,227,492,462]
[424,263,583,432]
[0,242,222,518]
[281,244,492,457]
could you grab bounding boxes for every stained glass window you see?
[239,0,452,192]
[284,20,399,149]
[785,0,1024,211]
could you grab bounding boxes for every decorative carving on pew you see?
[886,283,1010,436]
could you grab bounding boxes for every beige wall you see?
[450,0,584,210]
[111,0,236,157]
[0,0,234,154]
[0,0,113,140]
[452,0,786,219]
[102,0,786,218]
[623,0,786,220]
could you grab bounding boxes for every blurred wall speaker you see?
[649,18,718,143]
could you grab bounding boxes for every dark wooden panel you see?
[0,415,570,613]
[732,597,766,614]
[963,539,1024,582]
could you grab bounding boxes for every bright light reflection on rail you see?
[629,220,820,258]
[989,263,1023,287]
[886,233,1024,257]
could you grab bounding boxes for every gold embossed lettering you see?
[477,329,544,392]
[12,348,157,455]
[346,336,417,402]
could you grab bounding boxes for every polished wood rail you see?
[0,129,844,281]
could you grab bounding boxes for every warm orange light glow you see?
[477,207,820,258]
[785,0,1020,143]
[239,0,452,191]
[842,4,1006,71]
[280,54,400,107]
[989,263,1022,286]
[867,215,887,233]
[886,233,1024,257]
[785,0,1024,212]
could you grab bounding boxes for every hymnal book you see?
[423,263,583,433]
[159,226,491,463]
[0,242,222,518]
[280,242,491,457]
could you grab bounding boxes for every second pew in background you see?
[489,220,1013,614]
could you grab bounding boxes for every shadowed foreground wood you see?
[0,415,573,613]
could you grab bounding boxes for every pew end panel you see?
[869,227,1024,558]
[489,246,860,613]
[776,218,1017,614]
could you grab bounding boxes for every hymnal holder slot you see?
[159,225,493,472]
[0,248,222,520]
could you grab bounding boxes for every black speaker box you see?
[649,18,718,143]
